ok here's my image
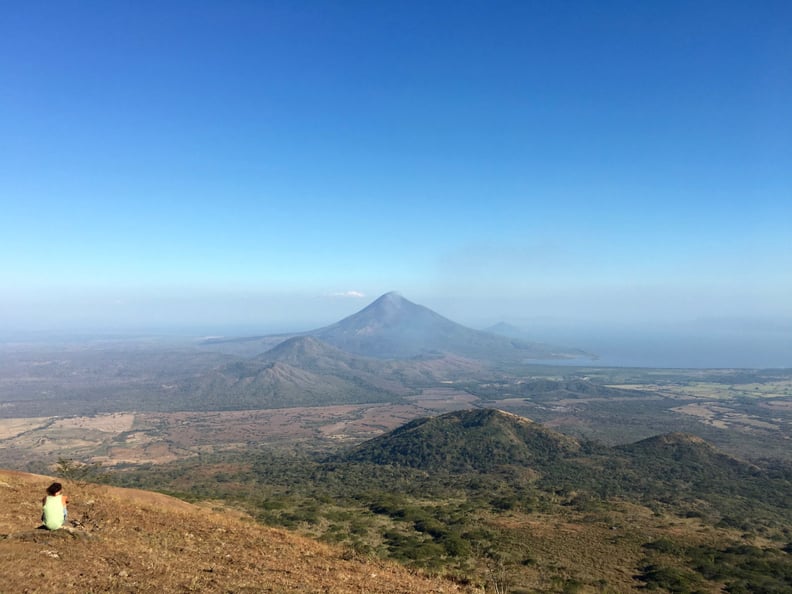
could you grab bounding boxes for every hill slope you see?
[0,470,468,593]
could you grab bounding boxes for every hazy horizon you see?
[2,2,790,367]
[2,290,790,369]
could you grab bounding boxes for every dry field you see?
[0,417,50,440]
[0,389,477,470]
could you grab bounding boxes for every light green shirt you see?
[42,494,65,530]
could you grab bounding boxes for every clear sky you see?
[1,1,790,335]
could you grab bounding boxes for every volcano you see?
[311,292,587,360]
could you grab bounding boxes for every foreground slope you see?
[0,470,468,594]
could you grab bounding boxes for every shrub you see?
[639,564,699,593]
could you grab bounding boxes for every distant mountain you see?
[340,408,581,472]
[261,334,486,383]
[259,335,421,392]
[188,294,592,408]
[181,360,397,409]
[179,334,501,410]
[181,337,412,409]
[311,292,589,360]
[200,292,591,361]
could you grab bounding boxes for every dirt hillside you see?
[0,470,469,593]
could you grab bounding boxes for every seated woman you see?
[41,482,69,530]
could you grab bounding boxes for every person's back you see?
[41,482,68,530]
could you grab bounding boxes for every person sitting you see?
[41,482,69,530]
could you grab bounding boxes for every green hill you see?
[340,408,580,472]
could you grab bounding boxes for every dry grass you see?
[0,470,470,594]
[0,418,50,440]
[466,503,736,594]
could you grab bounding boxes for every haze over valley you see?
[3,292,791,478]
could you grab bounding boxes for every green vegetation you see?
[104,409,792,592]
[641,539,792,593]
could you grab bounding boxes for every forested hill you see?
[340,408,580,471]
[337,409,792,517]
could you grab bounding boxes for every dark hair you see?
[46,482,62,496]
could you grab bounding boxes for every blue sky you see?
[1,1,790,334]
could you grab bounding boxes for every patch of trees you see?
[641,539,792,593]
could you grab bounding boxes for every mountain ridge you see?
[336,408,776,501]
[182,352,409,409]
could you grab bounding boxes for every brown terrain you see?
[0,470,470,594]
